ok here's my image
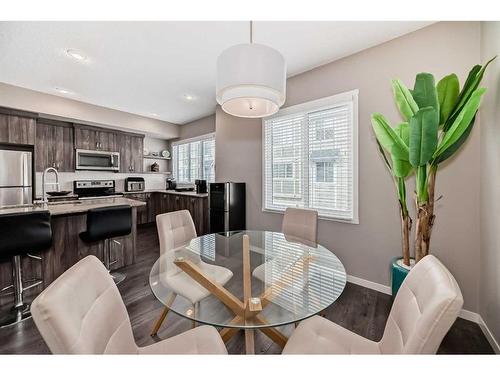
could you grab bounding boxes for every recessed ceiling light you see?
[55,87,70,94]
[183,94,195,101]
[150,113,158,117]
[66,49,87,61]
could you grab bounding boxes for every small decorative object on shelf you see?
[150,162,160,172]
[151,151,159,157]
[161,150,170,158]
[143,148,149,156]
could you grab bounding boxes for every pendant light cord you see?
[250,20,253,44]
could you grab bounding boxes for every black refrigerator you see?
[209,182,246,233]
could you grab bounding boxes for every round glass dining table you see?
[149,230,347,353]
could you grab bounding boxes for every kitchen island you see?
[0,197,146,306]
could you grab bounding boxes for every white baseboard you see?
[347,274,392,295]
[347,273,500,354]
[478,316,500,354]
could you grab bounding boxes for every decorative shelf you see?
[125,171,171,175]
[143,171,171,175]
[143,155,171,160]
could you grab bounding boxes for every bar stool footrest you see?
[0,303,31,328]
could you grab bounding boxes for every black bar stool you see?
[79,205,132,285]
[0,210,52,327]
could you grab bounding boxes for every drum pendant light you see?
[216,21,286,118]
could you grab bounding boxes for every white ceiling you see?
[0,21,434,124]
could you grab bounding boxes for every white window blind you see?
[172,133,215,183]
[263,90,358,223]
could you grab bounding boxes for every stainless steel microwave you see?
[75,149,120,172]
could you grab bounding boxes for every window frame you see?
[172,132,216,183]
[261,90,359,224]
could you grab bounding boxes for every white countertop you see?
[0,197,146,216]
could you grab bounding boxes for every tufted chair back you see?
[379,255,463,354]
[156,210,197,276]
[282,208,318,244]
[31,255,138,354]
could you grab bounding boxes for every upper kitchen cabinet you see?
[35,119,75,172]
[74,124,118,152]
[0,110,36,145]
[118,133,144,173]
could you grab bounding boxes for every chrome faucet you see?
[42,167,60,203]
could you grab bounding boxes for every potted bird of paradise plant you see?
[371,57,495,294]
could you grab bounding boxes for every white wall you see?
[0,82,179,139]
[216,22,483,311]
[479,21,500,345]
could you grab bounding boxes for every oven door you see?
[75,149,120,171]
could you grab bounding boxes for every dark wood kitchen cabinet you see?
[129,192,208,234]
[35,119,74,172]
[0,111,36,145]
[118,133,144,173]
[126,193,151,225]
[74,124,118,152]
[154,193,208,235]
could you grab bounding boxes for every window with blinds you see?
[263,90,358,223]
[172,133,215,183]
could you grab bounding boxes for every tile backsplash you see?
[35,171,167,197]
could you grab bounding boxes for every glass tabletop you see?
[149,230,347,329]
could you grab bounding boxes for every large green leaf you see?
[392,79,419,122]
[437,73,459,125]
[434,113,476,164]
[395,122,410,146]
[412,73,439,113]
[409,107,439,167]
[434,87,486,160]
[444,56,496,131]
[391,155,412,178]
[392,122,412,177]
[371,113,409,161]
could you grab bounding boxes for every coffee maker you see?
[195,179,207,194]
[166,178,177,190]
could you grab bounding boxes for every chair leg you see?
[0,255,30,327]
[191,302,200,328]
[150,293,176,336]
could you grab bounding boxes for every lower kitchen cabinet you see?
[126,193,151,225]
[131,192,208,235]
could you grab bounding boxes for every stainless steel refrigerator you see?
[0,148,33,206]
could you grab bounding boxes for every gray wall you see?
[216,21,482,311]
[179,114,215,140]
[480,22,500,345]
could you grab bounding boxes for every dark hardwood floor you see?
[0,225,494,354]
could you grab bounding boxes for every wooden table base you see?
[174,234,292,354]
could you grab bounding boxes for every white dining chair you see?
[253,207,318,283]
[151,210,233,336]
[30,255,227,354]
[282,255,464,354]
